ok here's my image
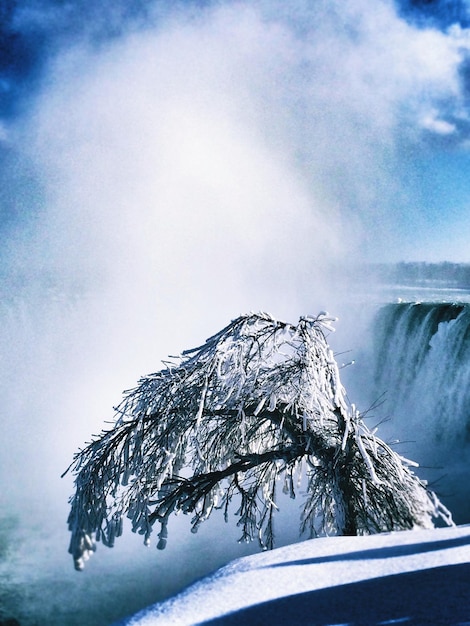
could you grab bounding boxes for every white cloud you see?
[6,0,470,402]
[9,1,470,281]
[421,111,457,134]
[6,0,470,365]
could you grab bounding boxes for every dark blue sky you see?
[0,0,156,118]
[399,0,470,27]
[0,0,468,119]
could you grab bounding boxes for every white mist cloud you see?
[18,5,348,316]
[9,0,470,277]
[2,5,348,519]
[5,0,470,496]
[5,0,470,515]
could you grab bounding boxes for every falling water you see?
[368,301,470,523]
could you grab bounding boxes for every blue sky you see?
[1,0,470,284]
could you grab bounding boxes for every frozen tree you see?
[65,312,452,570]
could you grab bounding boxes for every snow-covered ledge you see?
[114,524,470,625]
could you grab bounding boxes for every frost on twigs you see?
[64,312,453,570]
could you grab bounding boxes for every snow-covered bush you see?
[65,312,452,570]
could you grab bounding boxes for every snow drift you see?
[115,524,470,625]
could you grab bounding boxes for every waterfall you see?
[369,302,470,523]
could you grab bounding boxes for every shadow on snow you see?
[200,563,470,626]
[263,533,470,569]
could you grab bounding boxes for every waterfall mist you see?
[1,1,470,624]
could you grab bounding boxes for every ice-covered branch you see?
[65,312,453,570]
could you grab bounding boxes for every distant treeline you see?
[370,262,470,288]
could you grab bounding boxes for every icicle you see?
[123,439,130,465]
[254,397,267,416]
[157,520,168,550]
[195,438,206,463]
[116,516,123,537]
[397,454,420,468]
[432,493,454,526]
[122,466,131,487]
[221,383,235,405]
[163,448,176,474]
[106,520,116,547]
[268,393,277,411]
[240,408,246,445]
[356,432,382,486]
[216,353,224,378]
[288,471,296,499]
[282,475,289,494]
[362,479,368,506]
[195,375,209,430]
[341,417,350,451]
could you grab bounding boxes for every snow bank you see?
[114,525,470,625]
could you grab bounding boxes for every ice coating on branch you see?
[65,312,453,569]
